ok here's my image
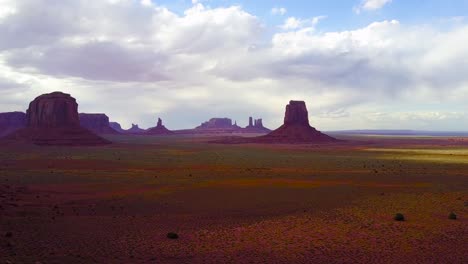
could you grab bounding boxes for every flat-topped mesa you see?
[79,113,119,134]
[196,118,233,129]
[146,117,174,135]
[4,91,110,145]
[0,112,26,137]
[284,100,309,126]
[27,92,80,128]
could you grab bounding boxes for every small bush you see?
[448,212,457,220]
[394,213,405,221]
[167,232,179,239]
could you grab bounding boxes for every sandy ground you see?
[0,134,467,263]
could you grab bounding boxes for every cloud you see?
[1,1,468,130]
[355,0,392,14]
[280,16,326,30]
[271,7,287,16]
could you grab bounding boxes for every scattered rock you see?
[167,232,179,239]
[448,212,457,220]
[394,213,405,221]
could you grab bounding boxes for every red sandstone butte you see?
[4,92,110,146]
[216,100,336,144]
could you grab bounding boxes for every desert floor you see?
[1,134,467,263]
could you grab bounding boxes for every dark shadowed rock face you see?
[125,124,146,134]
[146,117,174,135]
[79,113,119,134]
[3,92,110,145]
[109,122,124,132]
[284,100,309,126]
[0,112,26,136]
[27,92,80,128]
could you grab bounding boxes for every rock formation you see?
[0,112,26,137]
[243,116,271,133]
[79,113,119,134]
[4,92,110,145]
[196,118,233,129]
[125,124,146,134]
[145,118,174,135]
[216,100,336,144]
[256,100,336,143]
[109,122,125,133]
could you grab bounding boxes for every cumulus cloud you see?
[271,7,287,16]
[0,1,468,130]
[355,0,392,14]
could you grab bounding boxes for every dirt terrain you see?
[0,134,467,263]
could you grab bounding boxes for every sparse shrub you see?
[394,213,405,221]
[448,212,457,220]
[167,232,179,239]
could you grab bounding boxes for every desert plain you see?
[0,133,467,263]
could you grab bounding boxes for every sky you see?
[1,0,468,131]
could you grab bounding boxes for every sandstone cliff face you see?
[79,113,119,134]
[284,100,309,126]
[4,92,110,145]
[26,92,80,128]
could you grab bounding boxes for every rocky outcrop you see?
[0,112,26,137]
[125,124,146,134]
[79,113,119,134]
[145,118,174,135]
[216,100,336,144]
[109,122,124,133]
[243,116,271,133]
[196,118,233,129]
[3,92,110,145]
[256,100,336,143]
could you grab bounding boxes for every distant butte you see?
[3,92,110,145]
[0,111,26,137]
[125,124,146,134]
[216,100,337,144]
[79,113,120,134]
[145,117,174,135]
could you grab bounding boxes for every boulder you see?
[3,92,110,145]
[79,113,119,134]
